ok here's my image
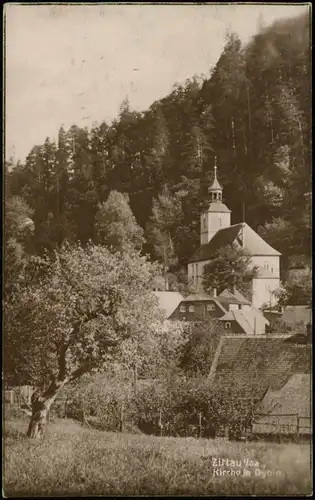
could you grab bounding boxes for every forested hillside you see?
[6,12,311,278]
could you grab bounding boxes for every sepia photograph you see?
[3,2,312,496]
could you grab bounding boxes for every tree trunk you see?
[26,378,68,439]
[26,390,58,439]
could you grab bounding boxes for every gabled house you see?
[169,288,269,335]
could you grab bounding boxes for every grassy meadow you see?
[3,409,312,497]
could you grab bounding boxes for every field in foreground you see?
[4,411,312,497]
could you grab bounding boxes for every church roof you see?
[208,177,223,191]
[208,164,223,191]
[206,202,231,213]
[188,222,281,263]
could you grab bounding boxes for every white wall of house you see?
[188,260,212,291]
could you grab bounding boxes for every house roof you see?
[182,293,248,310]
[181,294,228,314]
[208,335,311,399]
[188,222,281,263]
[253,374,311,434]
[153,291,184,319]
[219,288,251,305]
[183,293,214,302]
[219,308,269,335]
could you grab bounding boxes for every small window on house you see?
[203,214,207,229]
[189,305,195,313]
[264,261,269,271]
[180,305,186,313]
[218,218,222,227]
[225,322,231,329]
[207,304,215,312]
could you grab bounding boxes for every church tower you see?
[200,159,231,244]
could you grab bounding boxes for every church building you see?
[188,164,281,310]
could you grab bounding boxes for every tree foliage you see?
[95,190,145,252]
[179,318,226,376]
[4,243,162,389]
[202,243,258,298]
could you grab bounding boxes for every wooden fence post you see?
[65,400,68,419]
[198,412,202,439]
[120,404,124,433]
[296,415,300,442]
[159,409,163,437]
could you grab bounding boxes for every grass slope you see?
[4,412,312,496]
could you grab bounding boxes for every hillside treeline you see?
[6,12,311,275]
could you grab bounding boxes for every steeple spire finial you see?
[208,155,223,200]
[214,156,217,180]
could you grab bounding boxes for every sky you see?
[5,3,309,162]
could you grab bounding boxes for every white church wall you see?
[207,212,231,243]
[249,255,280,278]
[252,277,280,309]
[200,210,231,245]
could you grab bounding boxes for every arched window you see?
[225,322,231,329]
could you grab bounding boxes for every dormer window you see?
[180,305,186,313]
[225,322,231,329]
[189,305,195,313]
[207,304,215,311]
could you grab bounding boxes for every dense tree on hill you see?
[95,190,145,252]
[146,186,185,286]
[275,268,312,307]
[4,196,35,296]
[5,12,310,274]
